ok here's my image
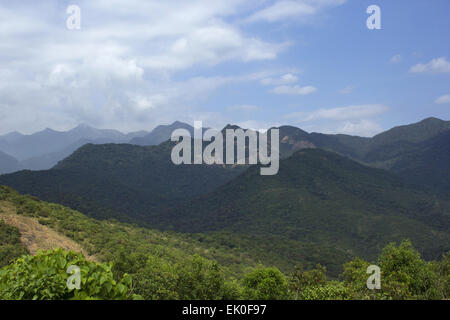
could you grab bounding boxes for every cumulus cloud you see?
[298,104,388,121]
[0,1,346,134]
[0,1,289,133]
[271,85,317,95]
[284,104,388,137]
[335,119,384,137]
[262,71,317,96]
[261,73,299,86]
[410,57,450,74]
[235,120,280,131]
[435,94,450,104]
[246,0,347,23]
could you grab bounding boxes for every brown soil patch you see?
[0,201,95,261]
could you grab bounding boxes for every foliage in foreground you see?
[1,240,448,300]
[0,248,138,300]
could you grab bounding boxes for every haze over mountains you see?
[0,117,449,275]
[0,122,197,173]
[280,117,450,193]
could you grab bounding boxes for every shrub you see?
[299,281,350,300]
[242,266,290,300]
[0,248,140,300]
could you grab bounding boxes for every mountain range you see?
[278,117,450,194]
[0,122,200,173]
[0,117,449,275]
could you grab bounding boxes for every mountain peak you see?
[42,128,58,133]
[420,117,445,124]
[71,123,95,131]
[222,124,242,131]
[170,121,188,127]
[0,131,24,141]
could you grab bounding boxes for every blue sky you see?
[0,0,449,136]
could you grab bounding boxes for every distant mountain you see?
[0,124,148,171]
[129,121,195,146]
[274,117,450,194]
[0,131,24,143]
[0,139,246,222]
[386,130,450,193]
[372,117,450,144]
[152,148,450,262]
[0,151,19,174]
[18,137,129,171]
[0,124,148,161]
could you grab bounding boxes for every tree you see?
[378,240,440,299]
[133,255,179,300]
[434,252,449,299]
[242,266,290,300]
[175,254,231,300]
[289,264,327,299]
[341,257,377,299]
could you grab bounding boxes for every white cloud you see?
[280,73,299,84]
[0,1,348,134]
[261,73,299,86]
[435,94,450,104]
[298,104,388,121]
[335,119,384,137]
[338,85,355,94]
[410,57,450,74]
[299,119,384,137]
[271,85,317,95]
[141,25,286,70]
[390,54,402,64]
[128,93,168,111]
[0,1,289,134]
[235,120,280,131]
[284,104,388,137]
[247,0,347,23]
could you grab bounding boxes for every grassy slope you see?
[0,200,91,259]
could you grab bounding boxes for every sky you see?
[0,0,449,136]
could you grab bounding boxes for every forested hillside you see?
[0,141,246,222]
[154,149,450,263]
[0,186,448,300]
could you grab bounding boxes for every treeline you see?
[0,241,449,300]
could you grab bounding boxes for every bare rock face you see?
[281,135,315,152]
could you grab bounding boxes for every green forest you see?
[0,186,448,300]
